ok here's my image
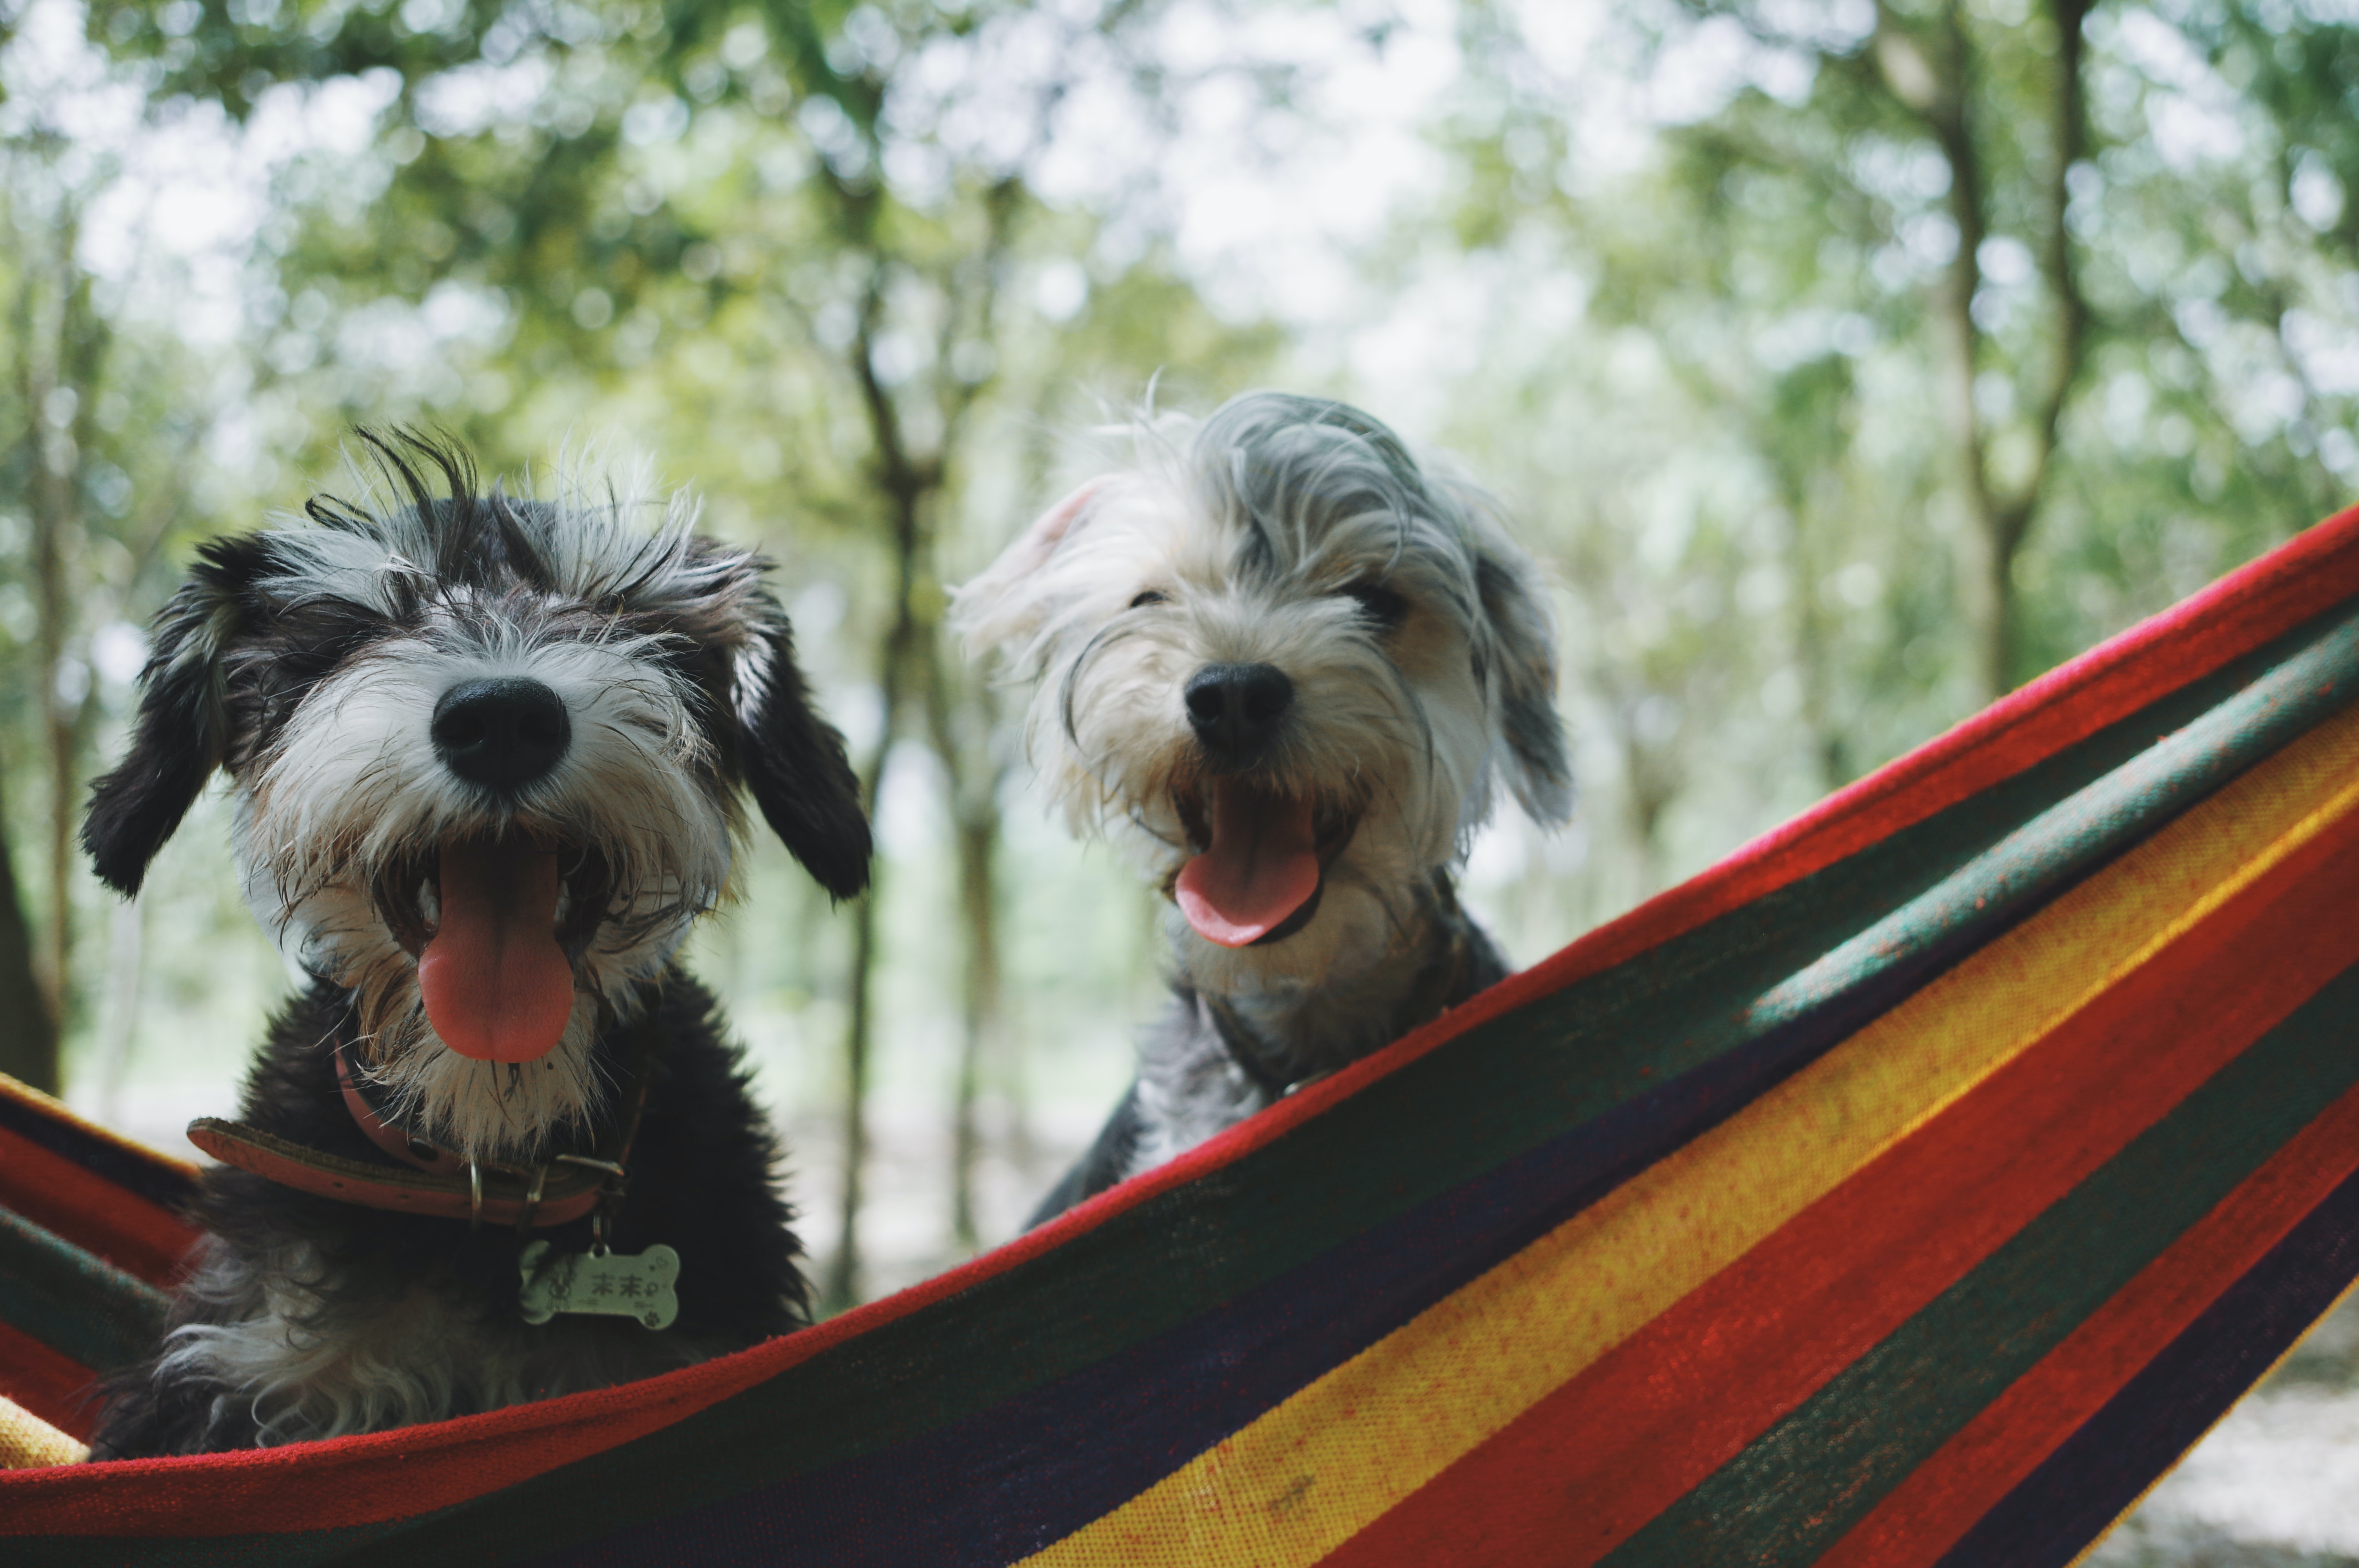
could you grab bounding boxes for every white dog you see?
[956,392,1571,1222]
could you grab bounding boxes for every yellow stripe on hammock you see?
[0,1397,86,1470]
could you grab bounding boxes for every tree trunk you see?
[947,801,1000,1250]
[821,595,916,1313]
[825,831,883,1312]
[805,120,1021,1300]
[1912,1,2008,706]
[817,153,1019,1296]
[936,643,1010,1251]
[1874,0,2088,705]
[20,204,105,1045]
[20,234,70,1023]
[1775,465,1854,795]
[0,768,60,1091]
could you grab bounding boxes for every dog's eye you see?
[1339,582,1407,632]
[1129,590,1169,609]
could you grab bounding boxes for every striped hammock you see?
[8,502,2359,1566]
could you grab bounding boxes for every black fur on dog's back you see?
[89,971,803,1458]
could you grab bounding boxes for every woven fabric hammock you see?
[9,503,2359,1565]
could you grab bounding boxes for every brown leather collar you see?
[336,1043,469,1176]
[188,1001,658,1229]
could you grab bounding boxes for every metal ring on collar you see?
[515,1161,550,1234]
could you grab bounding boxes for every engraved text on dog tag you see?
[518,1241,681,1330]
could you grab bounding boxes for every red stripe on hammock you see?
[1320,799,2359,1568]
[0,1126,197,1288]
[0,1145,1248,1531]
[0,1332,787,1533]
[1,1154,1242,1532]
[0,1318,100,1441]
[1814,1081,2359,1567]
[0,1076,201,1183]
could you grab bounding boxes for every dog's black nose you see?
[432,678,571,794]
[1185,663,1293,761]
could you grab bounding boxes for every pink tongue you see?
[417,842,575,1063]
[1175,781,1321,947]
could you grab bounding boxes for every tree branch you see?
[1996,0,2091,564]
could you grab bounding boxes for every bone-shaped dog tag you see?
[518,1241,680,1330]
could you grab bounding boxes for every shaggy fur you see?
[83,434,868,1455]
[93,976,797,1452]
[954,392,1572,1224]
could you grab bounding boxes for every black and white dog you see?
[83,436,868,1456]
[956,393,1572,1224]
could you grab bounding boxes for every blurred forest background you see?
[2,0,2359,1553]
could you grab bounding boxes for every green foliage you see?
[1407,0,2358,962]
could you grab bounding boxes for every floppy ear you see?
[981,481,1101,584]
[949,481,1102,659]
[82,537,264,896]
[1474,546,1575,826]
[738,620,872,901]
